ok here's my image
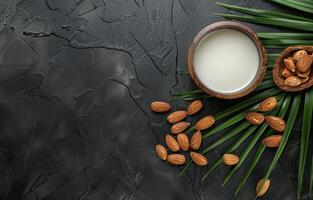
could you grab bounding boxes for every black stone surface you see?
[0,0,308,199]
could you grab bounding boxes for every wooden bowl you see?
[273,45,313,92]
[188,21,267,99]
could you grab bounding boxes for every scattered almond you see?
[285,76,301,87]
[151,101,171,112]
[167,110,187,124]
[245,112,264,125]
[190,152,208,166]
[155,144,167,160]
[284,57,296,72]
[297,55,313,73]
[165,134,180,152]
[265,116,286,132]
[187,100,203,115]
[262,135,282,148]
[258,97,277,112]
[223,153,240,166]
[195,115,215,130]
[167,154,186,165]
[256,178,270,197]
[190,130,202,150]
[177,133,189,151]
[171,122,190,134]
[293,50,308,63]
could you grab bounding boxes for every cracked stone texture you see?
[0,0,307,199]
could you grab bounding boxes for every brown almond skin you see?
[171,122,190,134]
[282,68,294,78]
[262,135,282,148]
[195,115,215,131]
[187,100,203,115]
[265,116,286,132]
[190,130,202,150]
[300,76,310,83]
[167,154,185,165]
[245,112,264,125]
[258,97,277,112]
[190,152,208,166]
[297,55,313,73]
[223,153,240,166]
[155,144,167,160]
[297,68,311,78]
[285,76,301,87]
[151,101,171,112]
[167,111,187,124]
[177,133,189,151]
[293,50,308,63]
[256,178,270,197]
[284,57,296,72]
[165,134,180,152]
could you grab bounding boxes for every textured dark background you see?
[0,0,308,199]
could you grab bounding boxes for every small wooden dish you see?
[188,21,267,99]
[273,45,313,92]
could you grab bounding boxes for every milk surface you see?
[193,29,260,93]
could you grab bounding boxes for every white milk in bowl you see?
[193,29,260,94]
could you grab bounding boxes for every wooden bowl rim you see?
[188,21,267,99]
[272,45,313,92]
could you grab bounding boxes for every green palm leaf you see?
[214,13,313,32]
[222,94,286,186]
[258,32,313,39]
[298,89,313,199]
[202,125,258,181]
[269,0,313,14]
[216,2,313,21]
[235,94,291,195]
[258,94,301,197]
[202,122,251,154]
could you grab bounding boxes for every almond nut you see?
[165,134,180,152]
[297,68,311,78]
[297,55,313,73]
[300,76,310,83]
[155,144,167,160]
[171,122,190,134]
[177,133,189,151]
[151,101,171,112]
[190,152,208,166]
[167,154,185,165]
[195,115,215,130]
[256,178,270,197]
[223,153,240,166]
[190,130,202,150]
[245,112,265,125]
[167,110,187,124]
[282,68,294,78]
[262,135,282,147]
[285,76,301,87]
[284,57,296,72]
[265,116,286,132]
[258,97,277,112]
[293,50,308,63]
[187,100,203,115]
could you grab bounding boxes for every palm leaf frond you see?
[222,94,286,186]
[259,94,301,197]
[235,93,291,195]
[298,89,313,199]
[269,0,313,14]
[217,2,313,21]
